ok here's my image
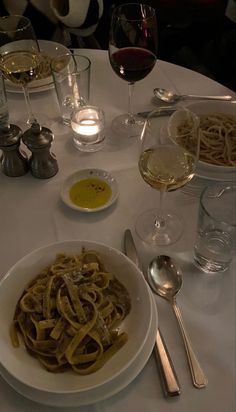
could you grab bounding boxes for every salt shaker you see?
[22,122,58,179]
[0,124,29,177]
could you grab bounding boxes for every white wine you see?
[0,51,40,85]
[139,146,196,191]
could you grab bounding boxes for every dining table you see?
[0,48,235,412]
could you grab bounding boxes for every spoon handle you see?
[181,94,232,101]
[172,301,208,388]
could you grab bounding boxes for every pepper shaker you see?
[22,122,58,179]
[0,124,29,177]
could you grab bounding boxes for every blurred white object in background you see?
[225,0,236,23]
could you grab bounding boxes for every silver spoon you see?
[154,87,232,104]
[148,255,208,389]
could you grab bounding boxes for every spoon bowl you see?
[148,255,182,299]
[148,255,208,388]
[153,87,232,104]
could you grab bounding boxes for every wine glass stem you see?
[127,81,135,124]
[22,85,37,125]
[155,191,166,229]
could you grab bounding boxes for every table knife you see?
[137,107,177,118]
[124,229,181,397]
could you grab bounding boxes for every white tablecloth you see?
[1,49,236,412]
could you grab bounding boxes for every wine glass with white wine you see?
[0,15,42,126]
[136,108,200,246]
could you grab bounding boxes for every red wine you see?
[110,47,156,82]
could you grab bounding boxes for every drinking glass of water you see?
[51,53,91,125]
[194,185,236,273]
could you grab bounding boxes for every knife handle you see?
[155,329,181,396]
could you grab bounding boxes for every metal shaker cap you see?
[22,122,54,149]
[0,124,22,147]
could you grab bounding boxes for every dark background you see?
[94,0,236,92]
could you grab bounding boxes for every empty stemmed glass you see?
[0,15,41,126]
[136,108,200,246]
[109,3,158,137]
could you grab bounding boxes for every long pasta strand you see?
[177,113,236,166]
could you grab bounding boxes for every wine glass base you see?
[135,208,183,246]
[111,114,144,137]
[14,113,52,131]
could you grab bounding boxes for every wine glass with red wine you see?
[109,3,158,137]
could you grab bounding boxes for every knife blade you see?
[137,107,177,118]
[124,229,181,397]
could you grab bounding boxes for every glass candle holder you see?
[71,105,105,152]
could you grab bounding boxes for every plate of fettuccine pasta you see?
[0,240,156,404]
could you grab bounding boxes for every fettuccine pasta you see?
[10,248,131,375]
[37,53,52,80]
[177,112,236,166]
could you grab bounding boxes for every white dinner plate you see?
[168,101,236,182]
[61,168,119,212]
[187,101,236,181]
[0,240,153,395]
[196,166,236,182]
[0,288,157,407]
[5,40,69,93]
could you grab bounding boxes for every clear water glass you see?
[194,185,236,273]
[51,53,91,125]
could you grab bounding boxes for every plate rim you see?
[60,168,119,213]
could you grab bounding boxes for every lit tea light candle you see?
[73,118,100,136]
[71,106,105,152]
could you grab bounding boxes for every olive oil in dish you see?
[69,178,112,209]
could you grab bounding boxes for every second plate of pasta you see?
[168,101,236,180]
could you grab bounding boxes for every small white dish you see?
[5,40,69,93]
[61,168,119,212]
